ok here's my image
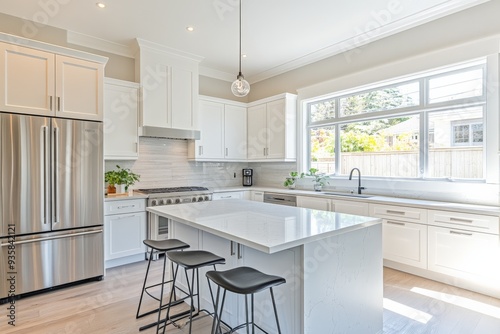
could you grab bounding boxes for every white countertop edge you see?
[147,206,382,254]
[212,186,500,216]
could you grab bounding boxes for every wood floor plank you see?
[1,262,500,333]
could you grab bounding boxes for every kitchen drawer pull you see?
[449,217,473,223]
[117,205,136,209]
[237,243,243,259]
[386,210,405,215]
[114,214,137,220]
[230,241,235,256]
[387,221,405,226]
[450,230,473,236]
[220,196,232,199]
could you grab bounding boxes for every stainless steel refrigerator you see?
[0,112,104,302]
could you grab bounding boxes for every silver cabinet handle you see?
[237,243,243,259]
[49,96,53,110]
[386,210,405,215]
[450,217,473,223]
[230,241,236,256]
[199,146,203,156]
[114,214,137,220]
[263,148,266,156]
[450,230,473,236]
[225,148,228,156]
[57,96,61,111]
[220,196,231,199]
[117,205,136,209]
[387,221,405,226]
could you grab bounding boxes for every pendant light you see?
[231,0,250,97]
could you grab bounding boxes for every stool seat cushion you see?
[167,250,225,269]
[206,267,286,295]
[143,239,190,251]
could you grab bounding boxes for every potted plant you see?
[105,165,140,194]
[283,171,300,189]
[304,167,329,191]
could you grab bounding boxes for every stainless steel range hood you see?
[139,126,200,140]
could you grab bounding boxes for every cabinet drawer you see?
[104,199,146,215]
[428,210,499,235]
[369,204,427,223]
[213,192,243,200]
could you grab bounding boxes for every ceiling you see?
[0,0,489,83]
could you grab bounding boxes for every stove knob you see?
[204,196,210,201]
[159,199,166,205]
[175,198,181,204]
[166,199,173,205]
[151,199,157,206]
[198,196,204,202]
[192,197,197,202]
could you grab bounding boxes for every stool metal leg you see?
[136,247,154,319]
[156,254,169,334]
[270,287,282,334]
[251,294,255,334]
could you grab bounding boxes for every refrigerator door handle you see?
[41,125,50,224]
[0,229,103,247]
[52,126,60,225]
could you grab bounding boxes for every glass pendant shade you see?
[231,73,250,97]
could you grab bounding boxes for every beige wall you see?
[0,12,135,82]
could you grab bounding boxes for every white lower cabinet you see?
[428,225,500,281]
[383,219,427,269]
[250,191,264,202]
[296,196,369,215]
[104,199,147,269]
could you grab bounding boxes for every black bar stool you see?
[136,239,190,331]
[206,266,286,334]
[159,250,226,334]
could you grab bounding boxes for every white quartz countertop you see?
[147,199,381,254]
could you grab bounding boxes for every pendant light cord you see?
[238,0,242,76]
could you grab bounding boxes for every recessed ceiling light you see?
[186,26,194,32]
[96,2,106,9]
[242,54,247,58]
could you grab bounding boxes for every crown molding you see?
[67,30,134,58]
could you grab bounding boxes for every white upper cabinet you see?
[104,78,140,160]
[135,39,202,130]
[247,93,297,161]
[188,96,247,161]
[0,40,105,121]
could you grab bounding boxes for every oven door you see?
[147,213,169,241]
[158,216,169,239]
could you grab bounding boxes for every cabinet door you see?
[104,80,139,159]
[56,55,103,121]
[296,196,331,210]
[0,43,55,116]
[197,100,224,159]
[428,226,500,281]
[104,212,146,260]
[224,105,247,160]
[332,199,369,216]
[266,99,286,159]
[383,220,427,269]
[251,191,264,202]
[247,104,267,159]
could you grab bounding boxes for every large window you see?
[306,61,486,180]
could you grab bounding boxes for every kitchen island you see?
[148,199,382,334]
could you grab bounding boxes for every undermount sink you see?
[322,192,374,199]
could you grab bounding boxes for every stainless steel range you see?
[137,187,212,256]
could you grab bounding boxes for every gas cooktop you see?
[137,186,210,194]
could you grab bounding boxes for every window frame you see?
[304,61,487,182]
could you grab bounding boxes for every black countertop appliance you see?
[243,168,253,186]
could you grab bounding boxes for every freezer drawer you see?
[0,228,103,300]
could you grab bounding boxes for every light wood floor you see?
[1,260,500,333]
